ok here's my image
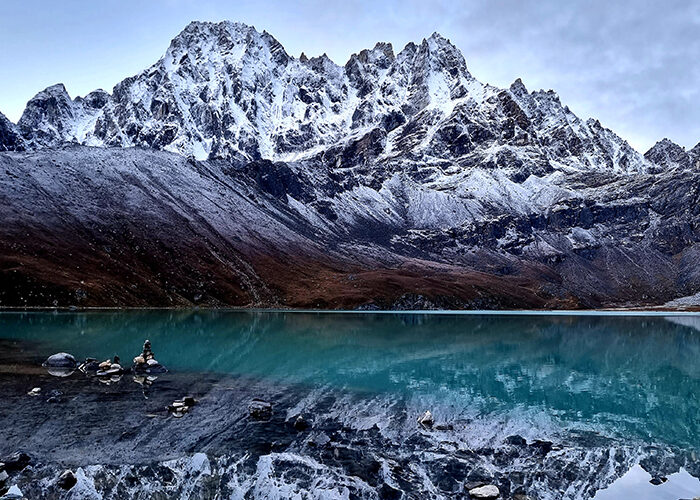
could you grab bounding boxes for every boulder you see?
[42,353,77,369]
[56,470,77,490]
[79,358,100,373]
[249,399,272,420]
[293,415,310,431]
[2,452,30,473]
[468,484,500,499]
[417,410,434,427]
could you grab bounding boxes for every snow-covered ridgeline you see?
[6,20,696,177]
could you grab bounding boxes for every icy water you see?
[1,311,700,499]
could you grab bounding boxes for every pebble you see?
[0,471,7,483]
[469,484,500,499]
[27,387,41,396]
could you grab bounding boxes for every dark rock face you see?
[0,113,24,152]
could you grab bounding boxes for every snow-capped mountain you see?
[9,21,657,173]
[1,21,700,309]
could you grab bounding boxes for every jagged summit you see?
[0,19,681,177]
[645,138,693,171]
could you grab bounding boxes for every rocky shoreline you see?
[1,338,699,499]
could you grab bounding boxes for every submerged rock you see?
[468,484,500,499]
[56,470,77,490]
[249,399,272,420]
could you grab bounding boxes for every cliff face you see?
[1,21,699,309]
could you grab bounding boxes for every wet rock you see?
[78,358,100,373]
[27,388,41,397]
[293,415,310,431]
[468,484,500,498]
[2,453,30,473]
[43,352,77,377]
[56,470,77,490]
[96,356,126,377]
[417,410,433,427]
[248,399,272,420]
[42,352,77,369]
[649,476,667,485]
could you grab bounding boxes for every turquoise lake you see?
[1,310,699,499]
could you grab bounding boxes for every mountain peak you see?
[644,138,690,170]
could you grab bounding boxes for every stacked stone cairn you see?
[133,340,167,374]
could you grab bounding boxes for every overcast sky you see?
[1,0,698,152]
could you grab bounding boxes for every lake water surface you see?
[1,311,699,499]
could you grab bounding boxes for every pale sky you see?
[1,0,698,152]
